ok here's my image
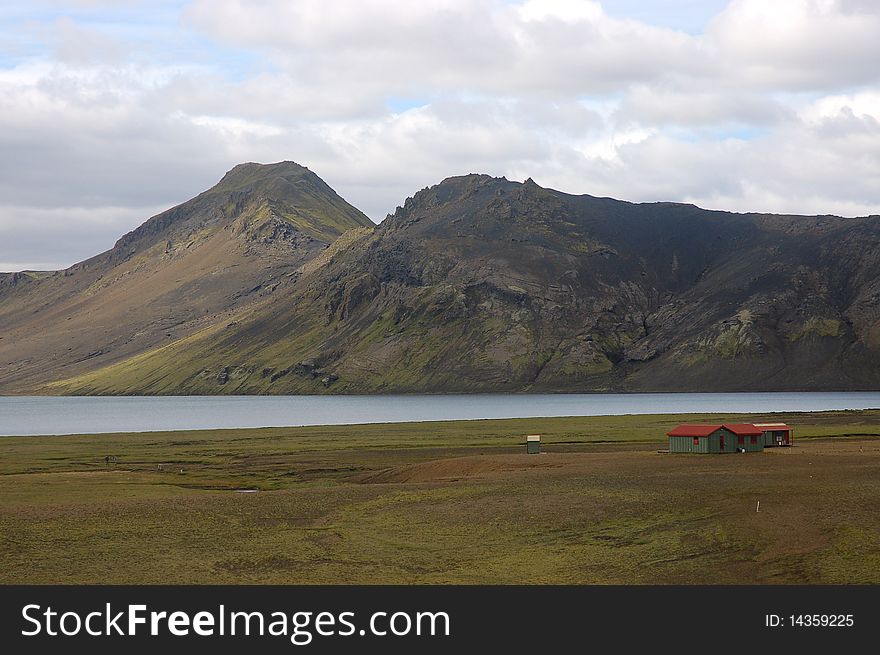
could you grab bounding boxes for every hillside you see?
[33,171,880,394]
[0,162,372,392]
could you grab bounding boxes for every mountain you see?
[0,161,372,393]
[21,170,880,395]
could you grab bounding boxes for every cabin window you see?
[737,436,744,445]
[750,436,757,445]
[693,438,699,445]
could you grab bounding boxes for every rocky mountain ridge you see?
[2,163,879,394]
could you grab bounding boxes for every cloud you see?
[0,62,232,210]
[183,0,703,99]
[616,84,792,128]
[800,91,880,124]
[707,0,880,90]
[49,16,128,64]
[0,203,168,271]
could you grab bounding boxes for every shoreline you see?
[3,393,880,437]
[2,407,880,440]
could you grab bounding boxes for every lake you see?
[1,392,879,436]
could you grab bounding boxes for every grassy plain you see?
[1,410,879,584]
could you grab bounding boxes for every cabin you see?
[753,423,793,447]
[667,424,764,454]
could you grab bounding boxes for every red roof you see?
[667,424,721,437]
[723,424,764,436]
[667,423,763,437]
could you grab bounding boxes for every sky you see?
[1,0,879,271]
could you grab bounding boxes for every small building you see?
[667,424,764,454]
[526,434,541,454]
[753,423,793,447]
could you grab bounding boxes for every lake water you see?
[1,392,879,436]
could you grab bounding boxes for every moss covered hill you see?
[44,172,880,394]
[0,162,372,393]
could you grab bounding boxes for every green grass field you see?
[2,410,879,584]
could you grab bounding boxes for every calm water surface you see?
[1,392,879,436]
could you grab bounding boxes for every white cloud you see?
[186,114,285,139]
[617,84,792,128]
[49,16,128,65]
[707,0,880,90]
[517,0,605,22]
[0,203,168,270]
[800,91,880,124]
[184,0,703,99]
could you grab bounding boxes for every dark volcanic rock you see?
[206,175,880,393]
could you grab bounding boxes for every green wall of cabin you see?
[669,428,764,454]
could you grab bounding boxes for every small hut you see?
[526,435,541,454]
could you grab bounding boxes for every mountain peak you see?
[103,160,371,267]
[0,160,374,392]
[196,161,374,238]
[213,160,314,194]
